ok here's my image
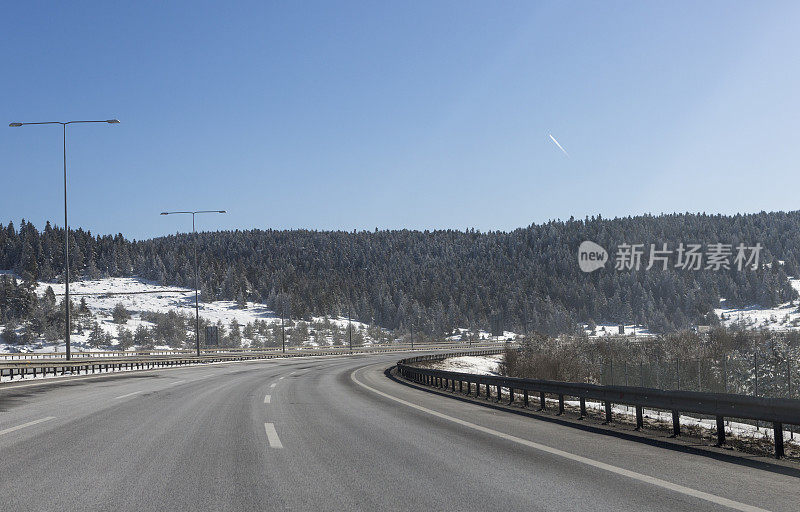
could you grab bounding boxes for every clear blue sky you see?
[3,1,799,240]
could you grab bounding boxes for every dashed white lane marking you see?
[350,370,770,512]
[162,380,186,388]
[113,390,142,400]
[264,423,283,448]
[269,383,277,388]
[0,417,55,437]
[264,394,271,404]
[278,376,284,380]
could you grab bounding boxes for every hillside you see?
[2,211,799,337]
[0,275,393,353]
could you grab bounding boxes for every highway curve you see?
[1,353,798,511]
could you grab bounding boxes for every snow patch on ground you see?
[715,278,800,331]
[445,328,518,342]
[429,355,503,375]
[583,324,654,338]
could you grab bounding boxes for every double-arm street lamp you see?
[9,119,120,360]
[160,210,226,356]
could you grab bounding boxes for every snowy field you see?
[429,354,503,375]
[715,278,800,331]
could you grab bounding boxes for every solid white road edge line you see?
[350,369,770,512]
[264,394,271,404]
[0,417,55,437]
[264,423,283,448]
[270,383,277,388]
[113,390,142,400]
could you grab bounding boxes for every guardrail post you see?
[558,395,564,415]
[635,405,643,430]
[509,387,514,404]
[523,390,529,407]
[539,392,546,410]
[715,416,725,446]
[774,423,785,458]
[671,410,680,437]
[459,380,463,393]
[604,401,612,423]
[579,397,586,419]
[497,384,502,401]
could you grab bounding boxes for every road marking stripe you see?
[264,423,283,448]
[0,417,55,437]
[269,382,277,388]
[278,376,284,380]
[264,394,271,404]
[113,390,142,399]
[350,370,769,512]
[161,380,186,388]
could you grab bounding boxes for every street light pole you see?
[161,210,226,356]
[281,295,286,353]
[348,302,353,354]
[10,119,120,360]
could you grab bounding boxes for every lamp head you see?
[106,119,120,124]
[9,122,22,127]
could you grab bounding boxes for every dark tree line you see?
[2,211,799,336]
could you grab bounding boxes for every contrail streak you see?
[548,133,570,158]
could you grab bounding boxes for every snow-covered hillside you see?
[35,277,275,331]
[715,278,800,331]
[1,276,388,354]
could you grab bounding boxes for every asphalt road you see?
[1,353,798,511]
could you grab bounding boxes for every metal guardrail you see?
[0,340,501,360]
[0,343,503,383]
[397,350,800,458]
